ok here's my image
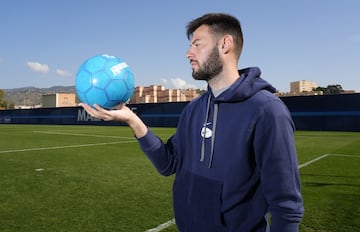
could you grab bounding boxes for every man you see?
[81,13,304,231]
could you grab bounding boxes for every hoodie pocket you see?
[173,171,225,231]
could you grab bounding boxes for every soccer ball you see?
[75,54,135,109]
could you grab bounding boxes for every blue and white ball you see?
[75,54,135,109]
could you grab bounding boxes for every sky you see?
[1,0,360,93]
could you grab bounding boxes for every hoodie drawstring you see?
[201,94,218,168]
[208,103,218,168]
[200,94,211,162]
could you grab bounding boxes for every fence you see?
[1,94,359,131]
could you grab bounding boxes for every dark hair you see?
[186,13,243,59]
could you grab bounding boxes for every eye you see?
[190,39,201,48]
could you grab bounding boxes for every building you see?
[42,93,76,108]
[290,80,318,94]
[129,85,199,104]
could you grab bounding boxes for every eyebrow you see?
[191,38,201,45]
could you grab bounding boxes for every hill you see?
[3,86,75,107]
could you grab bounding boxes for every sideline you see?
[145,219,176,232]
[1,130,136,154]
[298,154,329,169]
[0,141,136,154]
[33,130,134,139]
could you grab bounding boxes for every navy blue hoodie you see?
[138,67,304,231]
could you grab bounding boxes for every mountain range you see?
[3,86,76,106]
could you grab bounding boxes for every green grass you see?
[296,131,360,232]
[0,125,359,231]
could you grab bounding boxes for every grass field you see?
[0,124,359,232]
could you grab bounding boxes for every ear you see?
[220,35,233,54]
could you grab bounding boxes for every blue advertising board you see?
[1,94,359,131]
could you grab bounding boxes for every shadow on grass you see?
[303,182,360,187]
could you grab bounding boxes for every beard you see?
[192,46,223,81]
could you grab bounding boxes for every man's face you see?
[186,25,223,81]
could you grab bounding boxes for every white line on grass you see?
[145,219,176,232]
[0,141,136,154]
[33,130,134,139]
[298,153,360,169]
[145,153,355,232]
[327,154,360,157]
[298,154,329,169]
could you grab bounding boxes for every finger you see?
[80,103,100,118]
[93,104,105,111]
[91,104,115,121]
[114,103,124,110]
[94,104,109,115]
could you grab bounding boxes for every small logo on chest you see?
[201,126,212,138]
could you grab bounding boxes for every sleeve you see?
[253,99,304,231]
[137,128,177,176]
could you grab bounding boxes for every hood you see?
[211,67,276,103]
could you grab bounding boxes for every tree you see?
[313,84,343,95]
[0,89,14,109]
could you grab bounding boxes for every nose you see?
[186,46,194,60]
